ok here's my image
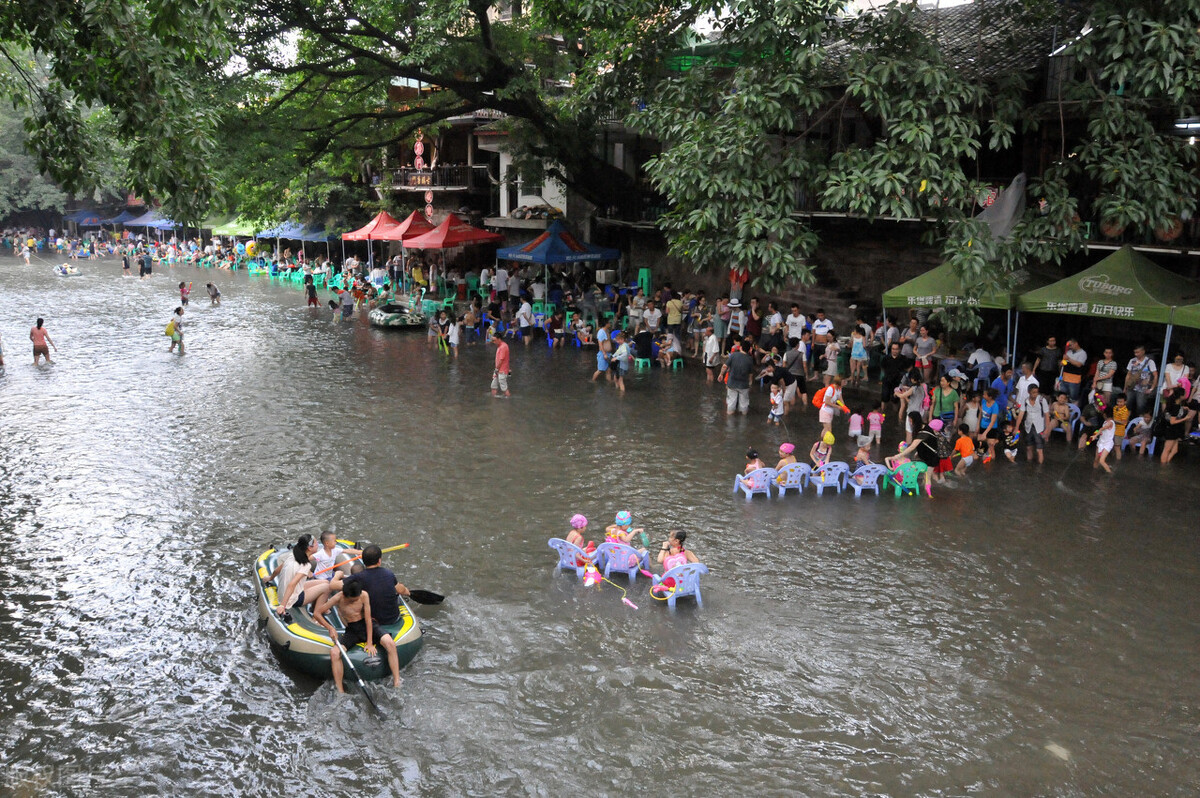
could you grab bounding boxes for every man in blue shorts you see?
[592,318,613,382]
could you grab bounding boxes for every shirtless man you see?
[313,580,402,690]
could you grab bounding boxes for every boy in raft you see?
[313,580,403,690]
[565,514,596,564]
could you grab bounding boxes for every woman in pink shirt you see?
[30,317,57,365]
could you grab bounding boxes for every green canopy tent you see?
[882,261,1052,357]
[207,217,259,237]
[1016,245,1200,415]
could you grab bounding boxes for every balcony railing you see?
[393,165,491,191]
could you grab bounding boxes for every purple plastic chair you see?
[547,538,592,577]
[733,467,777,500]
[592,542,649,584]
[812,461,850,496]
[651,563,709,609]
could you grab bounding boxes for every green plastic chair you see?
[634,358,653,370]
[889,462,928,497]
[671,357,684,370]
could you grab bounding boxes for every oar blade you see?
[407,589,444,605]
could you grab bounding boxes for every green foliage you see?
[0,110,67,218]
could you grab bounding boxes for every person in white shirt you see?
[530,280,546,300]
[1125,345,1157,415]
[1016,383,1051,462]
[765,302,784,335]
[516,298,534,346]
[726,298,746,346]
[479,266,491,295]
[639,300,663,334]
[702,325,721,382]
[810,309,834,368]
[508,268,521,302]
[1015,362,1040,405]
[1161,352,1188,395]
[784,304,807,344]
[311,532,361,581]
[493,265,509,300]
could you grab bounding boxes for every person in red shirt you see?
[491,330,511,398]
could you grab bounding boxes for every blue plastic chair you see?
[652,563,709,609]
[547,538,592,577]
[811,461,850,496]
[592,542,649,584]
[774,463,811,496]
[1050,404,1081,438]
[848,463,890,497]
[972,361,998,391]
[733,467,777,500]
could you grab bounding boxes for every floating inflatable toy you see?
[368,303,428,329]
[54,264,81,276]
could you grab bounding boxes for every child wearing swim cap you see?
[604,510,647,562]
[810,432,834,467]
[566,514,596,565]
[775,442,797,470]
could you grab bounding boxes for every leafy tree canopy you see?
[3,0,1197,332]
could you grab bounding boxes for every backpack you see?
[165,320,175,337]
[812,385,829,408]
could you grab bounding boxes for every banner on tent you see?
[1044,301,1136,318]
[904,294,981,307]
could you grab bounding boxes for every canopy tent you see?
[495,220,619,264]
[100,208,142,225]
[64,209,103,226]
[1170,301,1200,331]
[1016,246,1200,416]
[1016,246,1200,324]
[207,217,258,237]
[342,211,404,240]
[125,210,179,230]
[402,213,504,249]
[255,221,329,242]
[883,262,1053,358]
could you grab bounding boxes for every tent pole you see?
[1152,317,1174,420]
[1005,308,1012,363]
[1011,311,1020,367]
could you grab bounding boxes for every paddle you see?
[406,589,444,605]
[335,639,381,714]
[313,543,409,577]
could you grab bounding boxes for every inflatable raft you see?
[54,264,81,276]
[368,302,427,329]
[255,542,423,680]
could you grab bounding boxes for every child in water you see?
[847,406,864,443]
[767,383,783,425]
[1089,408,1116,473]
[866,402,885,447]
[566,513,596,564]
[810,431,835,467]
[179,281,192,306]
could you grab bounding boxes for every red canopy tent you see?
[403,213,504,249]
[341,210,436,268]
[342,211,404,240]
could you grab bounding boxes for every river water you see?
[0,254,1197,796]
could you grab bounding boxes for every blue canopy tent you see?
[64,209,103,226]
[100,209,142,225]
[123,211,180,239]
[256,221,331,260]
[495,220,620,302]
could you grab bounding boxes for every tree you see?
[0,108,67,218]
[634,0,1200,329]
[0,0,227,221]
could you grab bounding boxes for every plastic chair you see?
[651,563,709,609]
[670,358,684,370]
[972,361,998,391]
[849,463,890,497]
[634,357,653,369]
[1050,405,1081,438]
[889,462,928,497]
[1120,434,1156,456]
[547,538,592,577]
[733,467,777,500]
[812,461,850,496]
[774,463,811,496]
[592,542,649,584]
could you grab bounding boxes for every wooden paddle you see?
[313,543,409,576]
